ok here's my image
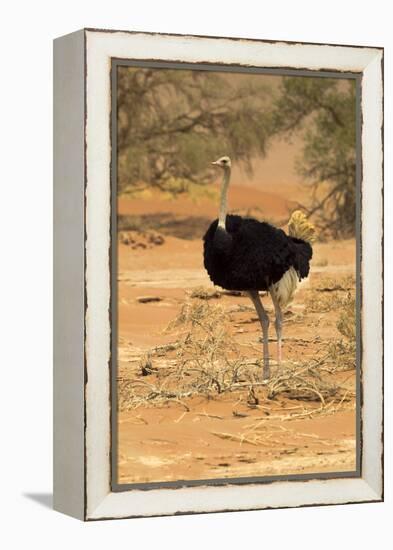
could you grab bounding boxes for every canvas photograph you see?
[112,62,359,488]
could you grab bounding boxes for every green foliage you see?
[117,67,270,195]
[271,77,357,238]
[118,69,357,239]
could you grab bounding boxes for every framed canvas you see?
[53,28,383,521]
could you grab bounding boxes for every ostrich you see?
[203,156,314,380]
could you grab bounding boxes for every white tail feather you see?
[269,210,314,310]
[269,267,299,309]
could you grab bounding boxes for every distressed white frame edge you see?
[53,29,86,520]
[82,30,383,520]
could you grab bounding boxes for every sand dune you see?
[119,183,301,226]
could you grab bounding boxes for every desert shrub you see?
[326,340,356,371]
[324,292,356,371]
[189,286,221,300]
[337,293,356,340]
[306,275,356,313]
[118,298,354,411]
[305,291,343,313]
[166,300,257,394]
[316,274,355,292]
[266,361,341,403]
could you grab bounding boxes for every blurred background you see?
[117,67,356,240]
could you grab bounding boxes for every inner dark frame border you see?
[110,58,363,493]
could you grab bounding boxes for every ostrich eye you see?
[222,159,227,164]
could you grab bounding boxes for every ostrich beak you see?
[211,161,219,165]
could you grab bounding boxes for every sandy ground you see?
[116,186,357,485]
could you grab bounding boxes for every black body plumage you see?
[203,215,312,291]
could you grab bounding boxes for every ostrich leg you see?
[248,291,270,379]
[269,289,283,365]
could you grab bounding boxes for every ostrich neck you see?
[218,167,231,230]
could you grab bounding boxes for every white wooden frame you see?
[53,28,383,521]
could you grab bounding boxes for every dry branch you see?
[118,298,356,413]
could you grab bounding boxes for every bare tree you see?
[270,77,356,238]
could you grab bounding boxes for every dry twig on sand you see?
[118,297,356,412]
[266,359,339,403]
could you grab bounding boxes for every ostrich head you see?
[211,156,231,169]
